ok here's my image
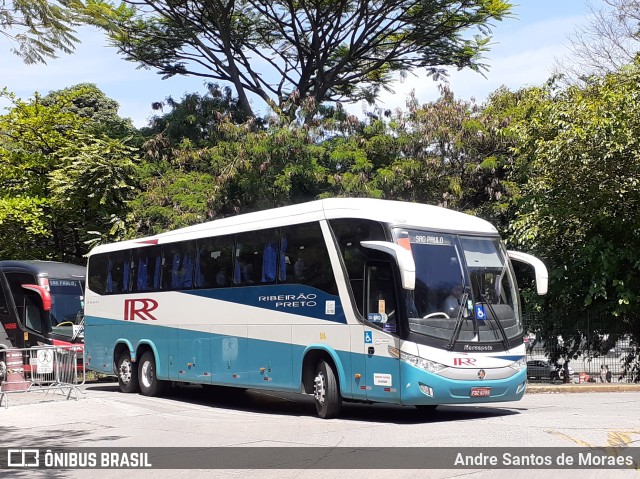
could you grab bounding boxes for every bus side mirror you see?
[507,251,548,296]
[361,241,415,290]
[21,284,52,311]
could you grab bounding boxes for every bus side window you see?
[22,290,44,333]
[162,242,196,290]
[0,276,10,317]
[5,273,44,333]
[88,253,108,294]
[365,262,398,332]
[329,219,387,316]
[132,246,161,293]
[235,229,279,286]
[107,250,131,294]
[195,235,234,288]
[279,223,338,295]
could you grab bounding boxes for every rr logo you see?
[453,357,477,366]
[124,299,159,321]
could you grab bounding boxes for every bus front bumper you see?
[399,363,527,406]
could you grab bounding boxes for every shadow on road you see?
[86,382,521,424]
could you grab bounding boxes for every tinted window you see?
[5,272,43,333]
[330,219,387,315]
[132,246,162,293]
[107,250,131,294]
[0,277,10,317]
[162,242,196,290]
[280,223,337,295]
[366,261,398,333]
[88,253,108,294]
[49,279,84,327]
[235,229,279,286]
[195,236,234,288]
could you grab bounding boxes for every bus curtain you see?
[261,242,278,283]
[137,257,148,291]
[107,257,113,293]
[171,253,194,289]
[279,237,288,281]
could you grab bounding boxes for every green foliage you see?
[0,196,48,258]
[0,84,138,261]
[0,1,115,64]
[133,114,328,235]
[100,0,512,118]
[132,85,514,239]
[504,65,640,366]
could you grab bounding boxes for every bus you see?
[84,198,547,418]
[0,261,86,376]
[0,261,86,348]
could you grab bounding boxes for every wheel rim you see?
[119,359,132,384]
[314,370,326,405]
[141,360,153,388]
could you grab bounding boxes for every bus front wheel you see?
[116,353,140,394]
[313,360,342,419]
[138,351,168,397]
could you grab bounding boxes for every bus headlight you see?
[388,346,446,374]
[509,357,527,371]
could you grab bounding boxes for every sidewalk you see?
[526,381,640,394]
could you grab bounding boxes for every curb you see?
[526,383,640,394]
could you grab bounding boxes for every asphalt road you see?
[1,382,639,479]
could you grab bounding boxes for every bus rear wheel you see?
[138,351,168,397]
[313,360,341,419]
[116,353,140,394]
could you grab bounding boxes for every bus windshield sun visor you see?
[360,241,415,290]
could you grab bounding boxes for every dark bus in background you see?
[0,261,86,351]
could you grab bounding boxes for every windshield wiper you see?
[479,293,510,350]
[445,292,469,350]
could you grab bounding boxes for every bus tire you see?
[138,351,168,397]
[116,353,140,394]
[313,360,342,419]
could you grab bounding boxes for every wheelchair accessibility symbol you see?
[475,305,487,321]
[364,331,373,343]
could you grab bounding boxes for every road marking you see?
[547,429,640,447]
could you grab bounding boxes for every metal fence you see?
[0,345,85,408]
[523,311,639,384]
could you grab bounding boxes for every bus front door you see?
[363,262,400,403]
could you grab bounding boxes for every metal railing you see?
[523,311,639,384]
[0,345,85,408]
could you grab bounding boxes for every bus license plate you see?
[470,387,491,397]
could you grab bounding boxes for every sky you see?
[0,1,593,127]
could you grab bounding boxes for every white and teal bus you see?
[84,198,547,418]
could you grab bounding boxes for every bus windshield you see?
[49,279,84,339]
[396,229,521,344]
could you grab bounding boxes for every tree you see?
[141,83,250,151]
[41,82,138,138]
[131,85,516,237]
[0,1,113,64]
[103,0,511,119]
[0,84,138,261]
[132,115,327,234]
[555,0,640,83]
[505,66,640,379]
